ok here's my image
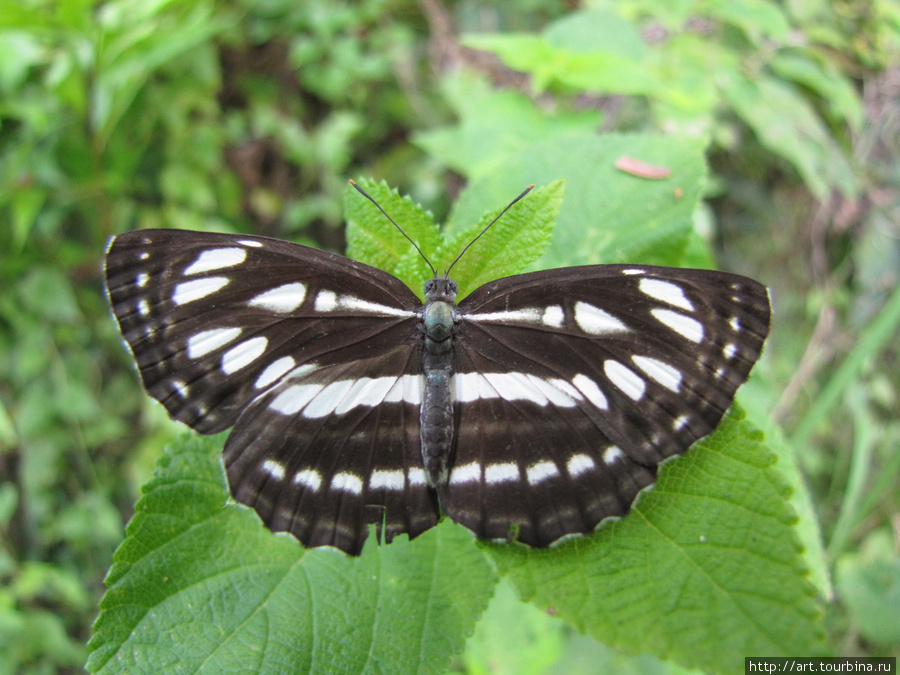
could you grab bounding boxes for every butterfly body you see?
[105,226,770,555]
[421,277,459,486]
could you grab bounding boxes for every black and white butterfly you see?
[104,185,770,555]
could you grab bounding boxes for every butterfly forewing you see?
[439,265,770,546]
[105,229,421,434]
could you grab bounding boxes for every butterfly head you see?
[424,277,458,304]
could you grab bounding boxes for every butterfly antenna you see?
[349,180,437,277]
[445,184,535,277]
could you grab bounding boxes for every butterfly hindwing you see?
[223,345,439,554]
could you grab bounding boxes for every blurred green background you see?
[1,0,898,672]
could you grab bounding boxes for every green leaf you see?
[447,132,706,268]
[87,435,497,674]
[718,71,859,198]
[442,180,564,299]
[463,9,662,97]
[769,51,864,131]
[835,530,900,646]
[706,0,792,42]
[344,178,439,295]
[413,72,603,178]
[485,406,828,672]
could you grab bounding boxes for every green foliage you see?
[489,408,826,672]
[1,0,897,671]
[88,182,824,673]
[461,1,865,198]
[346,177,565,300]
[87,434,498,674]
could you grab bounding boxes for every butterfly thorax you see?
[420,276,459,486]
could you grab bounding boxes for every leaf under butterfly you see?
[485,407,829,672]
[87,434,497,674]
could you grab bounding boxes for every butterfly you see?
[104,183,771,555]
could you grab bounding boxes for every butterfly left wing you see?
[439,264,771,547]
[105,229,436,554]
[104,229,423,435]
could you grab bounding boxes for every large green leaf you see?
[413,73,603,179]
[463,9,661,96]
[486,407,828,672]
[86,435,497,674]
[446,132,706,268]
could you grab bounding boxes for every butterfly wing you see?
[105,229,423,433]
[439,264,770,546]
[222,345,439,554]
[105,229,436,553]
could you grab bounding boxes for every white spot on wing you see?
[632,355,682,392]
[238,239,263,248]
[249,283,307,313]
[137,298,150,317]
[567,453,595,477]
[339,296,414,316]
[527,375,578,407]
[485,462,519,484]
[314,290,337,312]
[313,291,413,317]
[542,305,564,327]
[270,383,322,415]
[254,356,296,389]
[136,272,149,288]
[262,459,285,480]
[672,415,689,431]
[729,317,741,332]
[723,343,737,359]
[622,268,645,275]
[293,468,322,491]
[453,373,487,403]
[407,468,428,486]
[449,462,480,485]
[369,469,405,491]
[334,377,397,415]
[173,277,229,305]
[332,472,363,495]
[485,372,549,405]
[468,308,542,324]
[187,327,242,358]
[574,301,628,335]
[384,374,423,404]
[603,446,623,464]
[605,360,645,400]
[222,336,268,375]
[571,374,608,410]
[184,247,247,275]
[547,378,584,403]
[639,278,694,311]
[527,461,559,485]
[303,380,354,418]
[651,309,704,343]
[452,372,581,407]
